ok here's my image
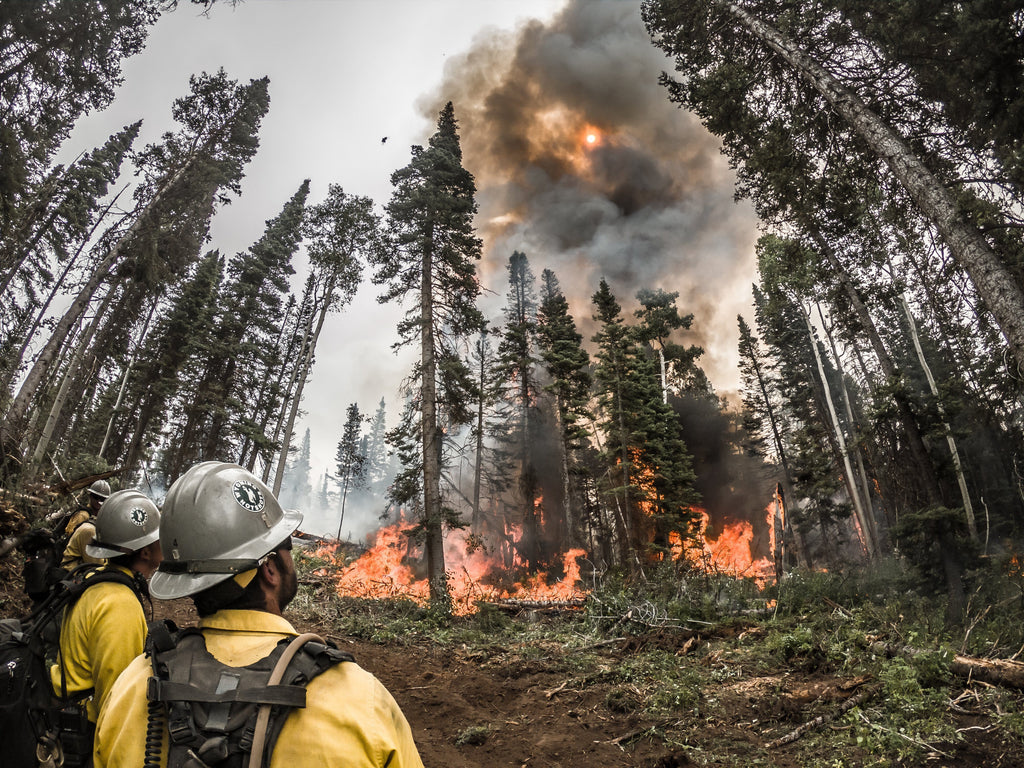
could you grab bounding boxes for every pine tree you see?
[536,269,592,549]
[371,102,484,614]
[335,403,367,540]
[163,180,307,480]
[634,288,708,398]
[267,185,382,493]
[2,71,269,463]
[365,398,390,491]
[493,251,550,569]
[591,279,699,569]
[113,250,224,474]
[0,0,162,227]
[0,121,140,326]
[643,0,1024,376]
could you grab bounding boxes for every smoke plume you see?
[419,0,760,394]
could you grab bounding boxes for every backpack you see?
[18,508,91,602]
[18,528,65,603]
[145,620,354,768]
[0,565,146,768]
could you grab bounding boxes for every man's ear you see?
[259,554,282,588]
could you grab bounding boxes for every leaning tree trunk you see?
[816,304,882,552]
[1,188,131,400]
[3,161,193,442]
[28,288,114,473]
[901,294,978,541]
[803,307,878,557]
[728,1,1024,376]
[808,229,945,515]
[99,299,158,460]
[270,275,334,494]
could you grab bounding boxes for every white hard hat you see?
[150,462,301,600]
[86,489,160,558]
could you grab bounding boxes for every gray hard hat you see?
[86,489,161,558]
[87,479,111,500]
[150,462,302,601]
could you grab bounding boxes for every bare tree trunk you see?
[901,294,978,540]
[239,299,297,470]
[728,1,1024,375]
[471,334,486,535]
[419,238,449,610]
[0,187,130,399]
[271,295,325,495]
[28,289,114,472]
[99,299,158,460]
[4,163,191,440]
[817,304,882,552]
[803,307,877,556]
[811,230,943,513]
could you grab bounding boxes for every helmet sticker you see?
[129,507,148,527]
[232,481,266,513]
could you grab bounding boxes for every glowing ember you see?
[581,125,601,148]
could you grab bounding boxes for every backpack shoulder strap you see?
[248,634,354,768]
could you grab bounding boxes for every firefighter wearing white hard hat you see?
[60,479,113,570]
[51,488,162,747]
[95,461,424,768]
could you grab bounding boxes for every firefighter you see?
[94,461,424,768]
[59,479,112,570]
[50,489,162,766]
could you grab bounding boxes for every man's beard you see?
[278,564,298,609]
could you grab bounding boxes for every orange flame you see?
[673,507,776,587]
[306,490,782,612]
[310,523,588,616]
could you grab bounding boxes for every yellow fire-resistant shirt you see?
[94,610,425,768]
[49,565,146,722]
[60,520,106,570]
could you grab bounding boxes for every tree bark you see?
[420,233,449,611]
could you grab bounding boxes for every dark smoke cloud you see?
[418,0,760,394]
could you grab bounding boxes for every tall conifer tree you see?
[372,102,484,614]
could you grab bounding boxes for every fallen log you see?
[869,642,1024,689]
[765,684,881,749]
[485,598,587,613]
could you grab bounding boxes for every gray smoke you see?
[418,0,759,393]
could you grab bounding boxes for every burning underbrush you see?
[298,502,780,616]
[303,524,589,615]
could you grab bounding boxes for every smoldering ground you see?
[418,0,760,393]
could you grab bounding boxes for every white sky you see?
[58,0,760,533]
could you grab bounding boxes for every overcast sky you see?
[59,0,760,536]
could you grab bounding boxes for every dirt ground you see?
[148,598,1021,768]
